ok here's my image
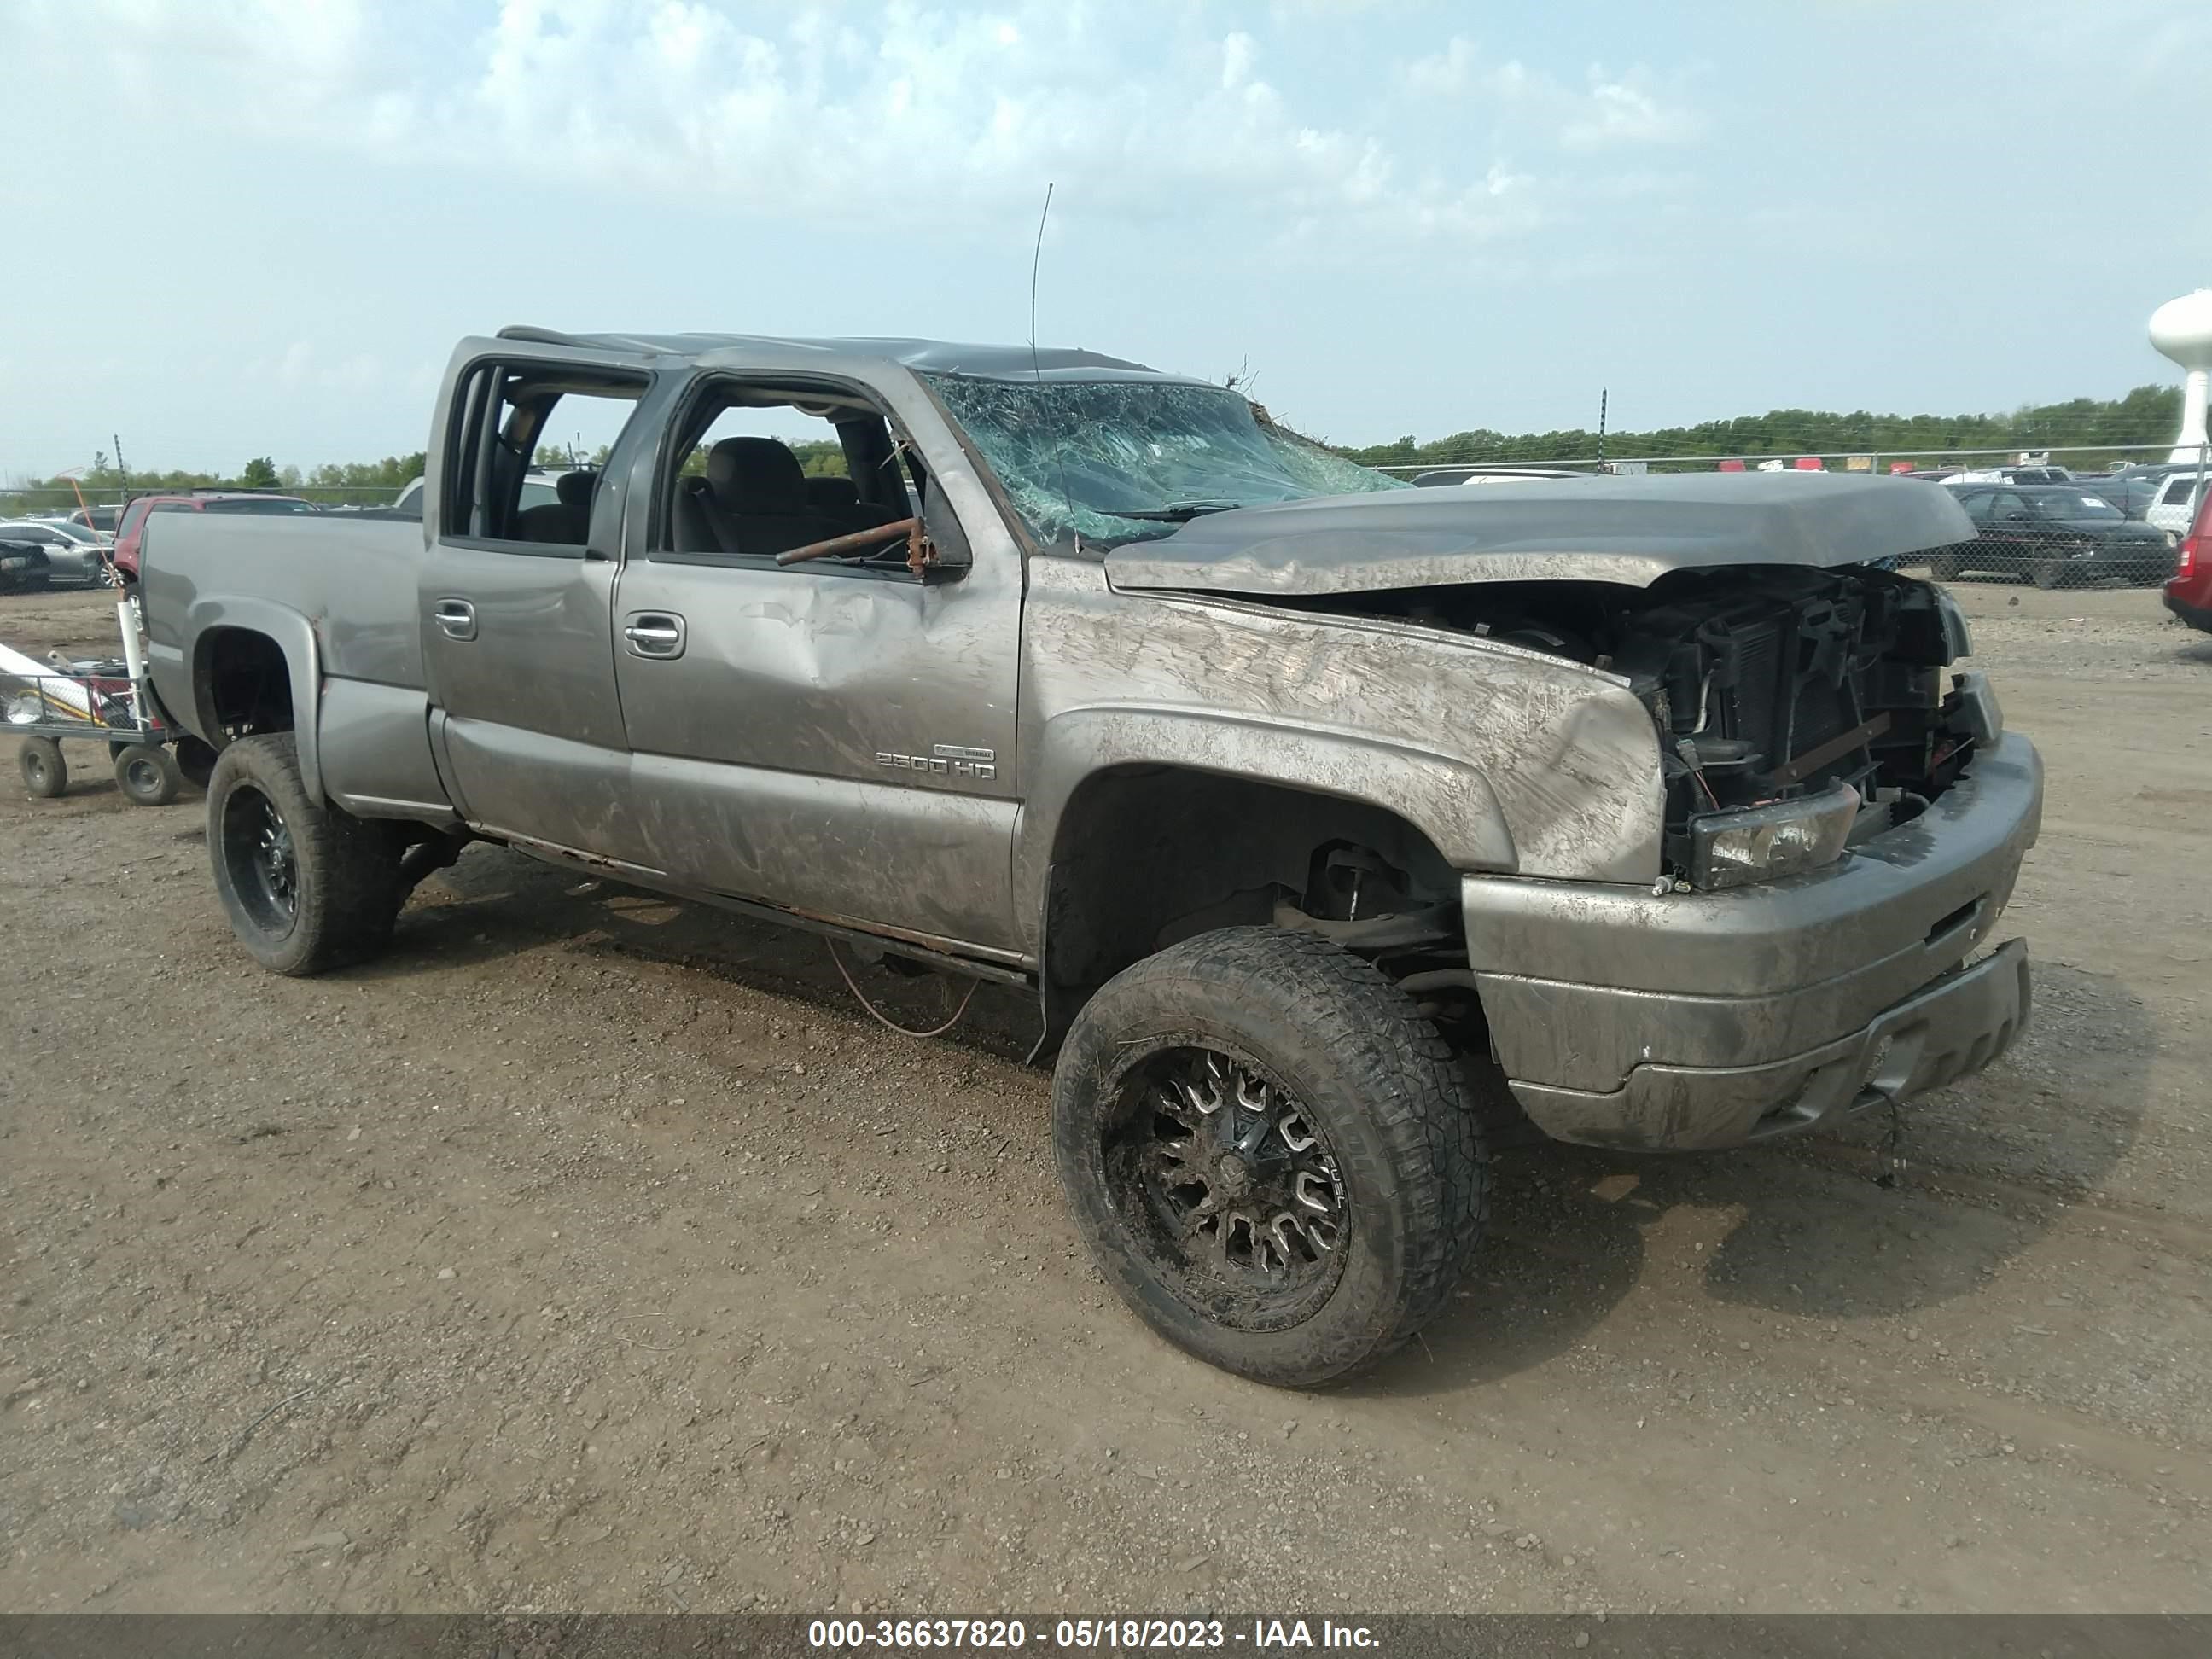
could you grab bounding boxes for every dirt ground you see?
[1,576,2207,1618]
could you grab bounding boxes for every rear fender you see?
[189,599,326,801]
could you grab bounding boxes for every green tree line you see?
[3,386,2186,516]
[1342,385,2184,470]
[1,451,429,515]
[0,436,855,516]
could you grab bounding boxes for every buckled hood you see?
[1103,472,1975,597]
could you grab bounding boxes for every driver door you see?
[608,369,1024,955]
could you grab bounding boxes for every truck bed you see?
[140,512,429,696]
[140,511,449,820]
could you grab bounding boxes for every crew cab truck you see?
[140,329,2041,1388]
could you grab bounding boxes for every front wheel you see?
[206,733,404,975]
[1052,926,1488,1388]
[2030,555,2066,589]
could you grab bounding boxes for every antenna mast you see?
[1027,182,1078,550]
[1028,181,1053,380]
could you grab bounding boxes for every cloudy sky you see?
[4,0,2209,477]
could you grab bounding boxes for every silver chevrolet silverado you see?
[140,329,2040,1387]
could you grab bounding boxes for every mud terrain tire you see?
[207,733,404,975]
[1052,925,1488,1388]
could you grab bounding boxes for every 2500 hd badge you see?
[876,742,998,781]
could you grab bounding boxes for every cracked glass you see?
[922,375,1404,551]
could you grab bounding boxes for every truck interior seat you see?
[806,473,903,538]
[806,474,859,509]
[673,437,826,557]
[512,469,596,545]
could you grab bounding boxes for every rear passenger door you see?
[419,352,661,866]
[606,367,1025,956]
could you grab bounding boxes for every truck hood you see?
[1103,471,1975,597]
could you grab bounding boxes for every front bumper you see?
[1504,941,2029,1150]
[1461,731,2043,1151]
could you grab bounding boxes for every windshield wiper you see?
[1102,500,1244,522]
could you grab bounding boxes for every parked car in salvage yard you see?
[1930,483,2178,586]
[0,530,56,593]
[2163,482,2212,632]
[108,489,319,582]
[135,327,2042,1388]
[0,520,109,587]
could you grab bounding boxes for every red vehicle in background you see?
[110,491,317,580]
[2165,486,2212,632]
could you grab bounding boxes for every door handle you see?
[433,598,477,641]
[622,612,686,659]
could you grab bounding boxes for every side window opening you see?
[443,363,646,550]
[655,381,925,567]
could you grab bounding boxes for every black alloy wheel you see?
[221,783,299,934]
[203,732,405,975]
[1106,1046,1349,1330]
[1053,926,1488,1388]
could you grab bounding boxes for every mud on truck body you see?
[139,329,2040,1387]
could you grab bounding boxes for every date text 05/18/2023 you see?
[806,1618,1379,1651]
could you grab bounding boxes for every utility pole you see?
[1597,389,1608,472]
[113,433,130,496]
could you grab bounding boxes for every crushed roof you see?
[497,327,1203,383]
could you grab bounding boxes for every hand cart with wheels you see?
[3,598,187,806]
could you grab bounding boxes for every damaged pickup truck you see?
[139,329,2040,1387]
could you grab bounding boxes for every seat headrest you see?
[556,470,595,509]
[806,474,860,508]
[706,437,809,511]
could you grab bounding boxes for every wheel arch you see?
[189,602,324,800]
[1023,714,1498,1057]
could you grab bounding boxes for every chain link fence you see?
[7,439,2207,593]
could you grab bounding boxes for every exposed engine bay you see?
[1316,566,1990,889]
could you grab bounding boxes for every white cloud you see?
[1560,71,1704,151]
[3,0,1634,247]
[1406,35,1703,153]
[1406,35,1477,96]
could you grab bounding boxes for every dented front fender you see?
[1015,556,1666,938]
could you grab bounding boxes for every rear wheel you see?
[206,733,404,975]
[1924,552,1961,582]
[113,743,182,806]
[1052,926,1488,1388]
[18,737,67,799]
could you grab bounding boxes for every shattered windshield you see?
[920,374,1404,550]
